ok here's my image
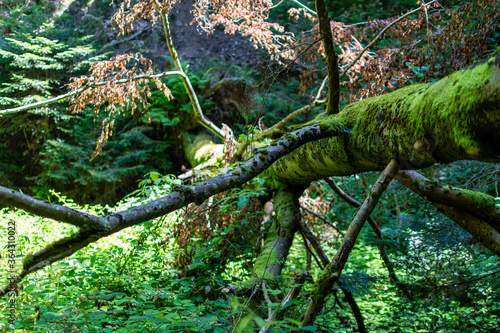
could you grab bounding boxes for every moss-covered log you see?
[272,54,500,182]
[248,184,304,282]
[2,54,500,299]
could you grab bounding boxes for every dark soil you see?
[78,0,263,72]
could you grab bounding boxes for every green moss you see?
[404,59,495,151]
[271,54,499,184]
[22,254,34,269]
[457,189,496,207]
[253,253,278,279]
[183,133,224,167]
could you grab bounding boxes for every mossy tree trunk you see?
[250,184,304,281]
[1,54,500,332]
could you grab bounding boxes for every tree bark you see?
[1,54,499,296]
[273,54,500,183]
[301,160,400,326]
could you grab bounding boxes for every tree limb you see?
[315,0,340,114]
[0,186,103,229]
[324,177,413,299]
[396,170,500,257]
[0,71,186,116]
[251,184,304,280]
[273,53,500,183]
[301,159,400,326]
[0,123,345,296]
[396,170,500,232]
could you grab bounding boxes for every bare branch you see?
[234,99,325,160]
[324,177,413,299]
[315,75,328,101]
[302,159,400,326]
[300,221,329,266]
[289,0,317,15]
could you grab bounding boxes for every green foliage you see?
[0,0,213,204]
[32,111,174,204]
[2,161,499,332]
[1,0,499,332]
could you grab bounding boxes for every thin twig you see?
[299,228,325,270]
[340,0,437,78]
[301,205,344,237]
[289,0,316,15]
[315,75,329,101]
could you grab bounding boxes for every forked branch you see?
[0,123,345,296]
[324,177,413,299]
[396,170,500,257]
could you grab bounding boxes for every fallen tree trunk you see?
[1,53,499,300]
[272,54,500,181]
